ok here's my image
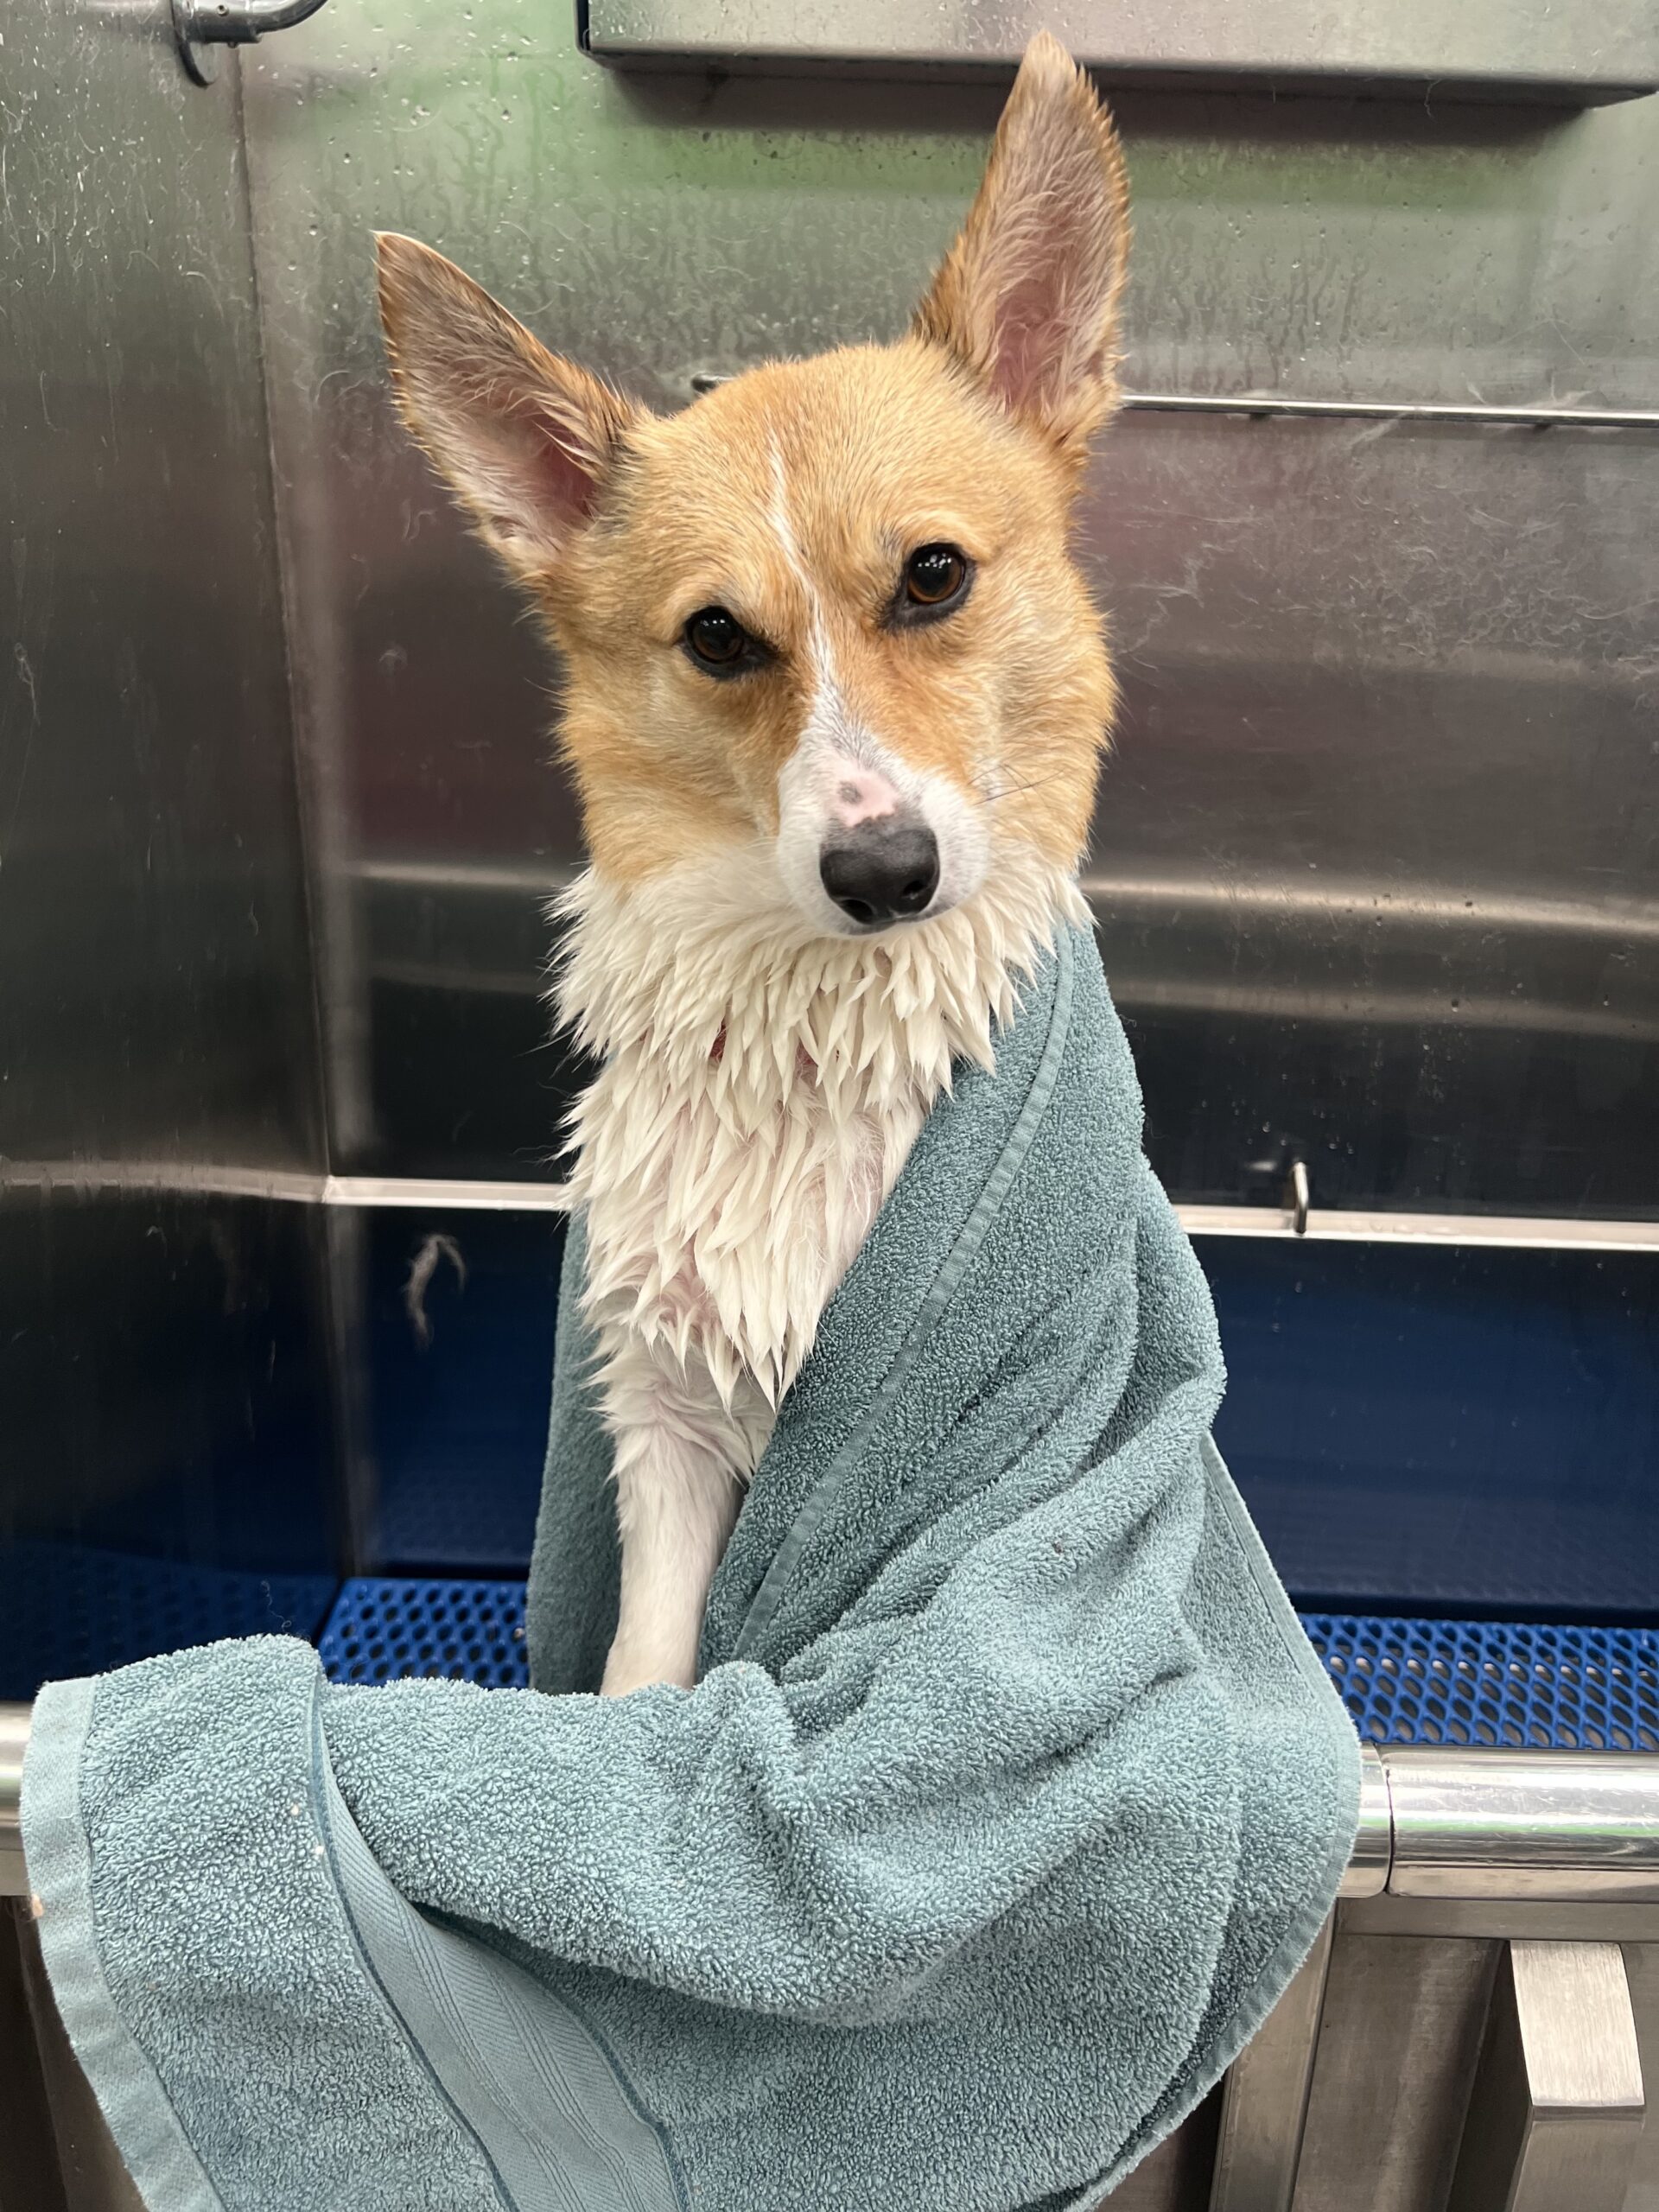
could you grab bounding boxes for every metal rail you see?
[1,1705,27,1900]
[4,1165,1658,1255]
[3,1711,1655,1903]
[1117,392,1659,431]
[688,374,1659,430]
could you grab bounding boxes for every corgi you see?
[375,33,1129,1696]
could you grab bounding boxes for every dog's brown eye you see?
[902,543,970,613]
[683,606,751,674]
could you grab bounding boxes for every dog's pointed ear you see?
[375,232,643,578]
[912,35,1129,463]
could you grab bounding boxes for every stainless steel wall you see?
[0,0,338,1689]
[2,24,1656,2201]
[239,6,1658,1214]
[3,2,323,1177]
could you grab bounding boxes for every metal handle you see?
[172,0,331,84]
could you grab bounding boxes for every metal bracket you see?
[172,0,332,86]
[1447,1941,1644,2212]
[1209,1916,1335,2212]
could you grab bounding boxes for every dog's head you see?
[376,35,1128,937]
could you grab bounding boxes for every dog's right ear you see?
[375,233,642,580]
[912,35,1129,467]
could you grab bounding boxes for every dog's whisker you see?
[984,769,1071,804]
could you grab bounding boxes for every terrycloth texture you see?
[24,924,1359,2212]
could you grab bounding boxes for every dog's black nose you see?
[819,818,940,927]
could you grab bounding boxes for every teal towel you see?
[24,924,1359,2212]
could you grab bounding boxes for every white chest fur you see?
[552,843,1084,1691]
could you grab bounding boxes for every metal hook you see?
[1286,1158,1311,1236]
[172,0,332,85]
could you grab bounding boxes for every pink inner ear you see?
[468,376,612,551]
[533,416,603,527]
[990,270,1074,415]
[523,409,604,538]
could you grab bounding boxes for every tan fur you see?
[374,35,1131,1692]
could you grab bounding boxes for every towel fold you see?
[25,922,1358,2212]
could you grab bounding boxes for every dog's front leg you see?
[599,1338,766,1695]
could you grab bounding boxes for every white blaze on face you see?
[765,445,989,936]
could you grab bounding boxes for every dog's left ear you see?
[913,34,1130,466]
[375,232,644,584]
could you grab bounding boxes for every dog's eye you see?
[899,543,971,619]
[683,606,753,676]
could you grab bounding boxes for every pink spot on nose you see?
[830,765,901,829]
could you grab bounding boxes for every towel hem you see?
[309,1683,518,2212]
[1185,1445,1358,2062]
[22,1675,224,2212]
[315,1689,687,2212]
[1077,1445,1362,2207]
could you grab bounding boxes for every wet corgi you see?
[375,33,1129,1694]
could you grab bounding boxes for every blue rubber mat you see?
[1306,1612,1659,1753]
[0,1541,337,1706]
[318,1574,529,1688]
[316,1578,1659,1752]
